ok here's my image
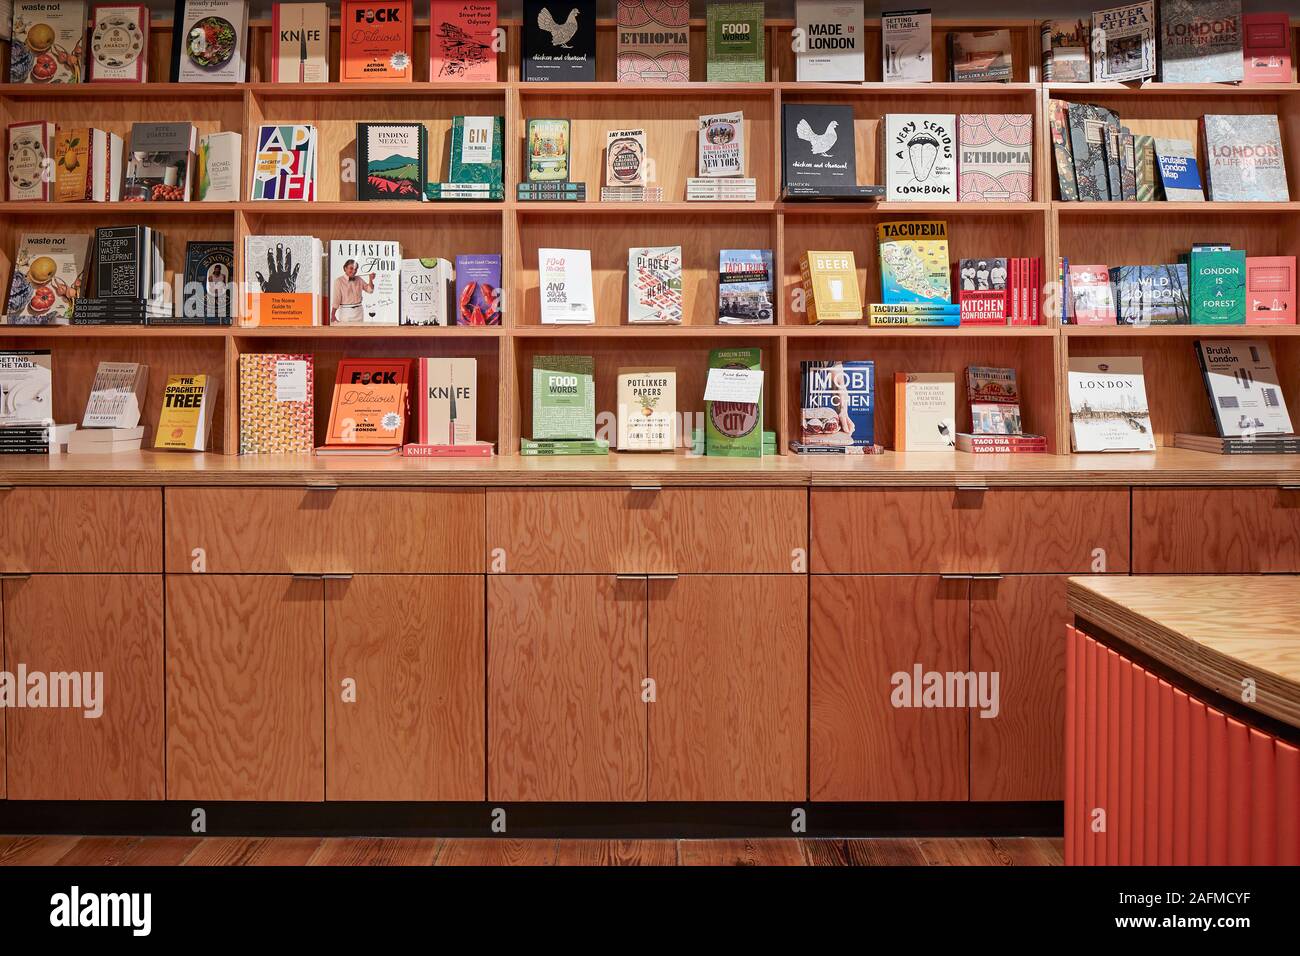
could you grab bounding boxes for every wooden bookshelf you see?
[3,16,1300,463]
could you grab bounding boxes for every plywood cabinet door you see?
[0,487,161,572]
[325,575,485,801]
[1133,487,1300,572]
[648,575,807,801]
[166,575,324,802]
[488,575,647,801]
[811,575,970,801]
[970,575,1071,801]
[3,575,164,800]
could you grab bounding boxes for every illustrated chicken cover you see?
[430,0,497,81]
[957,114,1032,203]
[617,0,688,83]
[321,357,411,450]
[883,113,956,201]
[781,103,858,192]
[239,352,314,454]
[340,0,413,82]
[522,0,596,81]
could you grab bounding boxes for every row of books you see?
[1051,103,1289,203]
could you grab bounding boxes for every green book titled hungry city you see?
[706,2,765,82]
[705,346,763,458]
[1189,249,1246,325]
[532,354,596,440]
[449,115,504,186]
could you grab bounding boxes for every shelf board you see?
[0,82,243,99]
[233,325,504,338]
[1045,81,1300,96]
[239,200,505,216]
[515,81,775,95]
[784,324,1056,337]
[513,325,780,337]
[0,201,237,216]
[782,201,1047,215]
[0,325,231,337]
[1064,325,1300,336]
[248,81,508,97]
[1056,201,1300,215]
[778,81,1040,96]
[515,201,775,214]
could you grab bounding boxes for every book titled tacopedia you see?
[251,124,317,200]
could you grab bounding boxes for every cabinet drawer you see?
[0,487,161,573]
[811,488,1130,574]
[165,487,484,573]
[487,488,806,573]
[1134,486,1300,573]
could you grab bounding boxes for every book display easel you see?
[3,14,1300,460]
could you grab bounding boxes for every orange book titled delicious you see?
[340,0,414,82]
[318,357,412,454]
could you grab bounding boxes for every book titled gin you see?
[617,367,676,451]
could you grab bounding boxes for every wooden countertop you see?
[1,447,1300,487]
[1068,576,1300,729]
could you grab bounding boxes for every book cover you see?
[124,122,196,202]
[6,121,55,201]
[617,367,676,450]
[800,250,861,323]
[10,0,87,83]
[957,113,1032,202]
[1110,265,1141,323]
[877,220,950,304]
[329,239,401,325]
[454,254,502,325]
[1159,0,1242,83]
[605,129,647,187]
[617,0,689,82]
[882,8,932,83]
[450,115,503,186]
[340,0,413,82]
[1189,248,1246,324]
[171,0,248,83]
[1194,338,1294,438]
[705,346,762,457]
[532,354,595,440]
[154,373,215,451]
[526,118,571,182]
[698,112,744,178]
[1048,100,1078,201]
[271,2,328,82]
[0,350,53,427]
[894,371,955,451]
[539,248,594,324]
[966,366,1022,435]
[357,122,426,200]
[89,3,148,82]
[1120,128,1137,200]
[322,358,411,450]
[197,130,241,200]
[801,359,874,447]
[1068,264,1117,324]
[783,103,858,192]
[948,29,1011,82]
[718,248,774,324]
[1067,102,1116,201]
[1243,13,1292,83]
[957,257,1007,324]
[430,0,497,81]
[796,1,864,82]
[523,0,596,81]
[1091,2,1156,82]
[1245,255,1296,324]
[1041,17,1090,82]
[51,126,103,202]
[244,235,322,326]
[87,224,143,300]
[1134,133,1157,200]
[238,352,314,453]
[5,234,87,323]
[706,1,764,82]
[627,245,683,324]
[1067,356,1155,452]
[416,356,477,445]
[82,361,147,428]
[399,257,452,326]
[1203,114,1289,202]
[179,240,233,320]
[883,113,956,201]
[250,124,317,201]
[1154,137,1203,200]
[1136,263,1186,324]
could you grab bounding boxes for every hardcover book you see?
[357,122,426,200]
[1245,255,1296,324]
[957,113,1032,202]
[243,235,324,326]
[957,257,1007,324]
[124,122,196,202]
[179,240,233,320]
[526,118,571,182]
[329,239,401,325]
[523,0,596,81]
[894,371,955,451]
[705,347,762,457]
[617,0,689,82]
[154,373,215,451]
[1194,338,1294,438]
[6,121,55,201]
[1243,13,1292,83]
[250,124,317,201]
[1133,263,1188,324]
[800,360,874,447]
[1067,102,1118,201]
[82,361,147,428]
[706,1,764,82]
[1134,133,1157,201]
[947,29,1011,82]
[89,224,151,300]
[52,127,123,202]
[238,352,314,453]
[321,357,411,451]
[1091,2,1156,82]
[1203,114,1289,202]
[454,254,502,325]
[800,250,862,323]
[399,257,452,326]
[539,248,595,324]
[10,0,87,83]
[271,2,328,83]
[883,113,956,201]
[450,116,503,186]
[416,356,477,446]
[617,367,676,451]
[1068,264,1117,324]
[1154,137,1203,200]
[882,9,932,83]
[718,249,774,324]
[1067,356,1154,452]
[1120,128,1137,200]
[966,366,1022,435]
[877,220,950,304]
[1048,100,1078,201]
[1159,0,1242,83]
[340,0,413,82]
[783,103,858,193]
[698,112,744,178]
[627,246,683,324]
[605,129,647,187]
[1189,248,1246,324]
[1041,18,1090,82]
[89,3,149,82]
[197,130,241,200]
[0,351,53,427]
[532,354,595,440]
[796,1,864,82]
[170,0,248,82]
[430,0,497,81]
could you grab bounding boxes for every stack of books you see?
[0,350,58,454]
[955,366,1047,454]
[600,186,664,203]
[526,355,607,456]
[869,221,959,327]
[520,119,583,202]
[426,116,504,202]
[686,177,757,202]
[72,226,169,325]
[518,182,587,202]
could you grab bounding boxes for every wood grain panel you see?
[553,840,678,866]
[811,575,969,801]
[487,488,803,573]
[812,488,959,572]
[307,838,442,866]
[3,575,163,800]
[164,487,484,572]
[0,487,161,572]
[325,575,484,801]
[166,575,324,802]
[678,839,808,866]
[648,575,806,801]
[487,575,647,801]
[181,837,324,866]
[970,575,1071,801]
[434,839,557,866]
[1134,487,1300,573]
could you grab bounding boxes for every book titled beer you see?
[617,367,676,451]
[800,250,861,324]
[340,0,413,82]
[154,373,216,451]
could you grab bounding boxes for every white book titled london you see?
[1068,355,1156,452]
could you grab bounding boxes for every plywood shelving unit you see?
[3,15,1300,459]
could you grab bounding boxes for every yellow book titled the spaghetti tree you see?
[155,374,215,452]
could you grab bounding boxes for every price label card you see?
[703,368,763,404]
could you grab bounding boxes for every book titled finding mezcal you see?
[706,2,764,82]
[1195,338,1294,438]
[357,122,426,200]
[617,367,676,451]
[430,0,497,81]
[271,2,328,82]
[170,0,249,82]
[328,239,401,325]
[523,0,596,82]
[795,1,865,82]
[539,248,595,324]
[883,113,956,201]
[1159,0,1242,83]
[1203,114,1289,202]
[627,246,683,324]
[1091,2,1156,82]
[882,9,932,83]
[340,0,413,82]
[1067,356,1155,452]
[617,0,689,82]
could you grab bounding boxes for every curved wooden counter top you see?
[1067,575,1300,729]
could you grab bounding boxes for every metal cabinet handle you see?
[940,573,1003,580]
[647,574,679,581]
[323,573,354,580]
[1281,485,1300,491]
[0,573,31,581]
[630,484,662,492]
[955,484,988,493]
[291,573,325,581]
[304,484,339,492]
[615,573,646,581]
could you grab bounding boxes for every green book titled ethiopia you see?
[1189,249,1246,325]
[706,2,765,82]
[532,355,595,440]
[705,347,763,458]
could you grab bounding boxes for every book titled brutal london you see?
[617,0,688,82]
[1203,114,1289,202]
[1159,0,1242,83]
[883,113,956,201]
[795,1,864,82]
[1091,2,1156,82]
[957,114,1032,202]
[523,0,596,81]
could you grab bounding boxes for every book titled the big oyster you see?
[883,113,956,201]
[1159,0,1242,83]
[698,112,744,177]
[1091,2,1156,82]
[795,1,864,82]
[882,9,932,83]
[1203,114,1289,202]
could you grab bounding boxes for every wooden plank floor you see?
[0,835,1063,866]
